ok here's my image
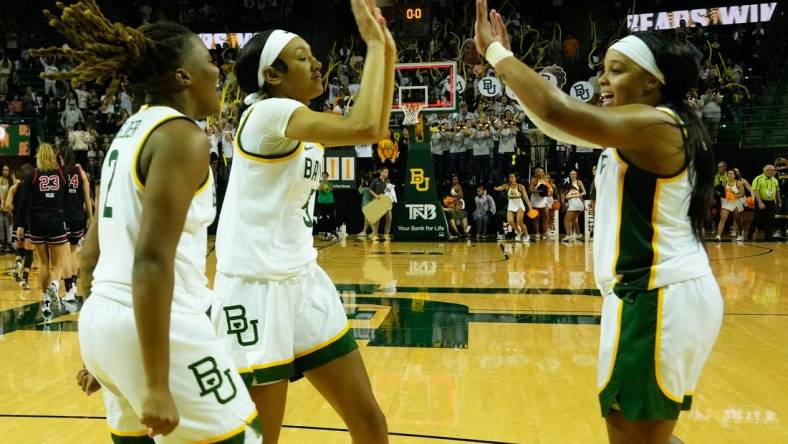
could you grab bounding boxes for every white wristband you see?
[485,42,514,68]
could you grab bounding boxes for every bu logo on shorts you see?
[188,357,238,404]
[223,305,260,346]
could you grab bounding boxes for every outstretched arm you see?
[474,0,681,158]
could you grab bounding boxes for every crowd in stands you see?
[0,1,783,242]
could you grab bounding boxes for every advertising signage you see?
[628,2,778,31]
[199,32,255,49]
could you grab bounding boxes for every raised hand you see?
[351,0,385,45]
[490,9,512,51]
[474,0,511,55]
[381,10,397,60]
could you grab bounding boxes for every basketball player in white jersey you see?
[475,1,723,442]
[34,3,260,442]
[212,1,394,442]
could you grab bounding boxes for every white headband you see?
[244,29,299,105]
[609,35,665,85]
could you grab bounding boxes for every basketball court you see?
[1,238,786,443]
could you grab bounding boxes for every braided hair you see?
[31,0,194,109]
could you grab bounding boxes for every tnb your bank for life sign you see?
[628,2,778,31]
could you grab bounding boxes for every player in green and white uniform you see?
[212,2,396,442]
[475,2,722,442]
[36,5,260,442]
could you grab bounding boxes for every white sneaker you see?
[714,235,721,241]
[523,235,531,242]
[561,235,574,242]
[62,288,77,302]
[534,234,541,241]
[515,233,522,241]
[736,234,744,242]
[47,282,60,308]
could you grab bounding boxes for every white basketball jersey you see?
[593,107,711,295]
[216,104,324,280]
[91,105,216,314]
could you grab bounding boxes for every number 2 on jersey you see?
[102,149,120,218]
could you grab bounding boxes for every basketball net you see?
[401,102,424,126]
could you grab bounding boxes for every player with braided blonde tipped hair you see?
[36,1,261,442]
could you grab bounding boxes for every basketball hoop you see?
[401,102,424,126]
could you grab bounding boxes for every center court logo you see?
[410,168,430,192]
[406,204,437,220]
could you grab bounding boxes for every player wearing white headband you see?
[475,0,722,442]
[212,0,395,443]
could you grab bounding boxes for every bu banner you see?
[323,148,356,189]
[394,129,449,240]
[0,124,31,156]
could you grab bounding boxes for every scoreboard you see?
[396,3,431,39]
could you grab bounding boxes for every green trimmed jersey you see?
[592,108,711,294]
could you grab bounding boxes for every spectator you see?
[40,56,59,96]
[494,173,532,242]
[471,120,492,185]
[446,197,469,239]
[562,33,579,60]
[496,112,518,176]
[473,185,496,239]
[0,164,14,252]
[207,123,220,157]
[716,169,746,241]
[529,167,552,240]
[383,181,397,240]
[60,98,84,131]
[714,161,728,189]
[221,120,235,166]
[22,87,42,116]
[357,169,374,238]
[369,168,391,241]
[316,172,337,240]
[67,121,94,166]
[700,89,722,143]
[0,53,11,95]
[430,123,447,185]
[748,165,781,241]
[8,94,23,116]
[117,86,133,114]
[561,169,586,242]
[448,122,465,176]
[73,83,89,112]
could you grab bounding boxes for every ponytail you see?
[674,100,715,241]
[635,31,716,242]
